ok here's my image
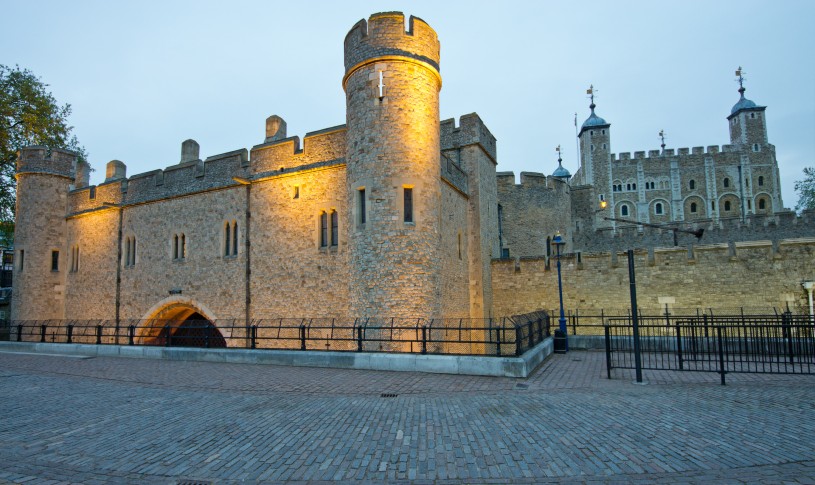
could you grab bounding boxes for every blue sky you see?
[2,0,813,209]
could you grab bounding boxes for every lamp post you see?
[551,232,567,352]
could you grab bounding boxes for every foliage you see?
[0,64,87,224]
[794,166,815,213]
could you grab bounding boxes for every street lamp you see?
[551,232,567,352]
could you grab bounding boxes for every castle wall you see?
[440,183,470,318]
[64,210,119,319]
[250,166,349,318]
[497,172,572,257]
[491,239,815,317]
[118,187,248,321]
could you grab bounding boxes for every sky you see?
[2,0,814,209]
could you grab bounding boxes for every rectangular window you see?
[224,224,231,256]
[330,211,338,247]
[404,187,413,223]
[19,250,24,272]
[51,250,59,272]
[359,188,366,225]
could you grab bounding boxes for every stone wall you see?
[492,238,815,317]
[440,183,470,318]
[65,210,119,319]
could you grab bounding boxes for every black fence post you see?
[782,311,794,365]
[495,324,502,357]
[128,325,135,345]
[528,321,534,349]
[717,326,726,386]
[96,325,102,345]
[165,325,171,347]
[40,324,46,343]
[17,324,22,342]
[421,325,427,354]
[515,325,522,356]
[67,325,73,344]
[300,325,306,351]
[703,313,709,338]
[604,324,612,379]
[205,324,210,349]
[251,325,257,349]
[675,323,684,371]
[356,326,363,352]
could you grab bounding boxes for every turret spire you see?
[736,66,746,98]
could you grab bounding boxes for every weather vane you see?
[659,129,666,151]
[586,84,597,105]
[735,66,746,95]
[556,144,562,162]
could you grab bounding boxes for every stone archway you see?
[138,298,227,348]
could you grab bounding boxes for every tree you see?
[0,64,87,226]
[794,167,815,213]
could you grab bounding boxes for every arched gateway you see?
[138,298,227,348]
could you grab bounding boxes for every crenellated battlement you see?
[610,144,746,162]
[440,113,497,162]
[16,146,77,180]
[344,12,440,77]
[496,171,570,193]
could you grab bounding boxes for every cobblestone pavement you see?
[0,348,813,484]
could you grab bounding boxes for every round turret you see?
[12,146,76,320]
[343,12,443,319]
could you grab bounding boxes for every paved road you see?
[0,348,813,484]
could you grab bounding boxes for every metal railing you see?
[604,312,815,384]
[6,311,550,358]
[551,307,811,336]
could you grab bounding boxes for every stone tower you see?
[343,12,443,319]
[12,146,78,320]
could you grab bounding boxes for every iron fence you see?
[604,312,815,384]
[6,311,550,358]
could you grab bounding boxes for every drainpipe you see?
[103,202,123,344]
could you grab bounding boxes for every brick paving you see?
[0,348,813,484]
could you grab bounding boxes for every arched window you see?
[319,211,328,248]
[723,178,730,188]
[689,179,696,190]
[224,223,231,256]
[758,176,764,186]
[655,202,663,215]
[232,221,238,256]
[330,211,338,247]
[759,198,766,210]
[173,234,186,260]
[724,201,732,211]
[621,204,629,217]
[690,202,698,214]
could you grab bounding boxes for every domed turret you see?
[727,67,767,146]
[552,146,571,180]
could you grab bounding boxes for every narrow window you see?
[359,188,366,225]
[690,202,698,213]
[711,201,715,211]
[181,234,186,258]
[224,223,231,256]
[232,222,238,256]
[457,232,462,260]
[404,187,413,223]
[752,144,759,152]
[621,205,629,217]
[758,176,764,186]
[689,179,695,190]
[601,129,606,135]
[750,112,755,119]
[51,250,59,272]
[19,250,24,272]
[501,248,510,258]
[724,178,730,188]
[125,238,131,266]
[591,144,595,151]
[602,143,607,150]
[320,211,328,247]
[759,198,766,210]
[655,203,663,215]
[293,186,300,199]
[173,235,179,259]
[377,70,385,98]
[626,183,631,191]
[632,183,637,190]
[330,211,338,247]
[747,200,752,210]
[89,186,96,200]
[724,201,732,211]
[132,237,136,265]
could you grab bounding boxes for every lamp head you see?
[552,232,565,246]
[599,200,608,210]
[804,281,815,291]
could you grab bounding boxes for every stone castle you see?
[11,12,815,336]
